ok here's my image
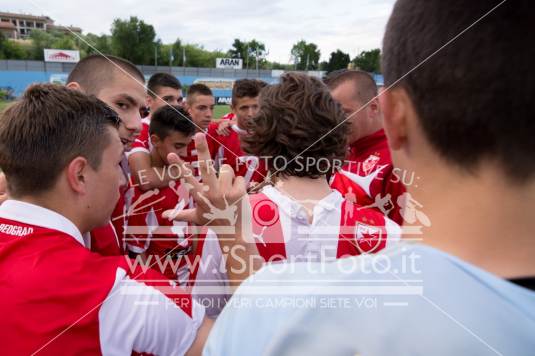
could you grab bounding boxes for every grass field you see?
[0,101,10,112]
[0,101,231,120]
[214,105,230,119]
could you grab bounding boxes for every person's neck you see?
[411,162,535,279]
[150,149,165,168]
[16,193,88,234]
[352,119,383,145]
[273,175,332,219]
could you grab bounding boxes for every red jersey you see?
[125,183,228,317]
[129,117,151,155]
[330,129,405,225]
[219,112,236,121]
[249,185,401,262]
[0,200,204,355]
[210,123,268,187]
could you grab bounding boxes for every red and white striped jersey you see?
[219,112,236,121]
[213,124,268,188]
[330,129,406,225]
[126,184,229,317]
[249,185,401,262]
[129,117,152,155]
[0,200,204,355]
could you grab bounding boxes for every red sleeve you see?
[130,121,150,154]
[90,222,123,256]
[124,187,155,254]
[206,122,223,160]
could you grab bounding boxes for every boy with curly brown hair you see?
[240,72,401,263]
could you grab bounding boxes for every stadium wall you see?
[0,60,383,100]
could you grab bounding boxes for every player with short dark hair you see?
[67,54,145,151]
[0,84,210,355]
[325,69,406,224]
[66,54,147,256]
[126,105,229,318]
[210,79,269,188]
[129,72,186,191]
[146,72,183,111]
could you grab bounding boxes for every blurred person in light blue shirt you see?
[203,0,535,354]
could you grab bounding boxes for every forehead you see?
[330,81,361,107]
[97,71,146,105]
[190,94,214,106]
[163,130,192,143]
[234,96,259,107]
[154,86,182,97]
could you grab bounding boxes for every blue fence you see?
[0,60,384,99]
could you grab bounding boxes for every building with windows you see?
[0,12,81,39]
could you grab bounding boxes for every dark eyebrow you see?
[115,93,140,107]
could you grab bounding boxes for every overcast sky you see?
[1,0,396,63]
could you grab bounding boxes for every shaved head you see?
[67,54,145,95]
[324,70,377,104]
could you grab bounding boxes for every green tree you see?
[290,40,321,70]
[80,33,113,56]
[353,48,381,73]
[325,49,350,73]
[183,44,225,68]
[0,33,28,59]
[271,62,293,70]
[228,38,247,59]
[227,38,268,69]
[110,16,156,65]
[27,30,77,60]
[170,38,182,66]
[28,30,56,59]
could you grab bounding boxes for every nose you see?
[122,111,142,136]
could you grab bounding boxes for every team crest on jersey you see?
[355,222,383,253]
[363,154,380,175]
[252,199,280,227]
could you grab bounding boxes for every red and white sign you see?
[44,49,80,63]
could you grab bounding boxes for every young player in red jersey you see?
[128,73,184,191]
[0,85,211,355]
[126,105,195,256]
[182,84,222,178]
[325,70,406,225]
[129,83,221,187]
[126,105,228,317]
[66,54,146,256]
[209,79,269,188]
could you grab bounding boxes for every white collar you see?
[261,185,343,219]
[0,200,85,247]
[231,124,247,135]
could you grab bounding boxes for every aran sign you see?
[216,58,243,69]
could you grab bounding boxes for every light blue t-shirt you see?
[204,243,535,356]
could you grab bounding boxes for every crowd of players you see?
[0,0,533,354]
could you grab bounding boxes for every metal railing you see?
[0,60,281,78]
